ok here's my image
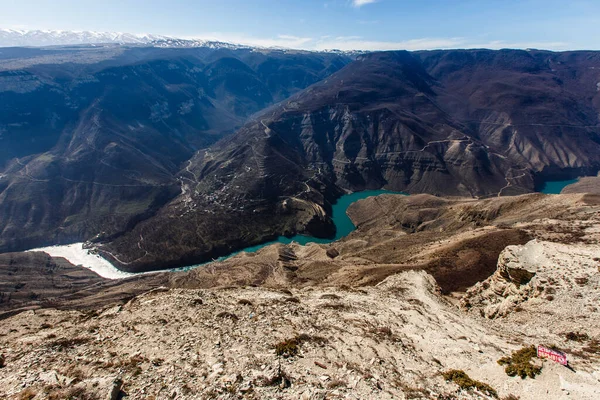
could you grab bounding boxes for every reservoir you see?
[539,179,578,194]
[220,179,579,261]
[187,189,406,266]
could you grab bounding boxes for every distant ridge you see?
[0,29,365,53]
[0,29,260,50]
[0,29,170,47]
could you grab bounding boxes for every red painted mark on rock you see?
[537,345,568,366]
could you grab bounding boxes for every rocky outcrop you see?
[460,242,544,318]
[461,239,600,319]
[562,174,600,195]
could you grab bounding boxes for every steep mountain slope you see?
[100,49,600,271]
[417,49,600,184]
[0,46,350,253]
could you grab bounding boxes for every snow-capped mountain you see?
[0,29,171,47]
[0,29,264,50]
[0,29,361,54]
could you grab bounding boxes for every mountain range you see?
[0,43,599,272]
[0,29,172,47]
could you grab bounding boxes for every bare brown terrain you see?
[1,192,599,399]
[562,174,600,195]
[0,252,168,318]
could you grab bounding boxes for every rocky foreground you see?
[0,192,599,399]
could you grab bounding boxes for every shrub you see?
[47,337,90,351]
[275,339,299,357]
[574,277,589,285]
[237,299,253,306]
[327,379,346,389]
[497,346,542,379]
[284,297,300,303]
[216,312,239,321]
[16,388,37,400]
[295,333,328,345]
[0,353,5,368]
[583,339,600,354]
[442,369,498,398]
[320,303,348,310]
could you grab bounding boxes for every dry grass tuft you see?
[46,337,90,351]
[565,331,589,342]
[216,311,239,321]
[442,369,498,398]
[274,338,299,357]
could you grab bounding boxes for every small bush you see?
[327,379,346,389]
[47,337,90,350]
[497,346,542,379]
[442,369,497,398]
[275,339,299,358]
[574,277,589,285]
[320,303,348,310]
[16,388,37,400]
[373,326,393,336]
[262,371,291,388]
[583,339,600,354]
[0,353,5,368]
[284,297,300,303]
[237,299,253,306]
[295,333,328,345]
[216,312,239,321]
[152,358,164,366]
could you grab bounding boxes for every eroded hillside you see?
[1,192,598,399]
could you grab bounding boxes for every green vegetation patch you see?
[442,369,498,398]
[497,345,542,379]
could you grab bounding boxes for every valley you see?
[1,190,599,399]
[0,39,600,399]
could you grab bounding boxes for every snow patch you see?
[27,243,135,280]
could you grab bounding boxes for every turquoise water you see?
[539,179,579,194]
[182,189,405,269]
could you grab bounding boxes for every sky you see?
[1,0,599,51]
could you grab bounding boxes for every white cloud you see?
[463,40,569,51]
[183,33,313,49]
[147,31,575,52]
[352,0,378,7]
[315,37,466,51]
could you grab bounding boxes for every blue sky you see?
[1,0,599,50]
